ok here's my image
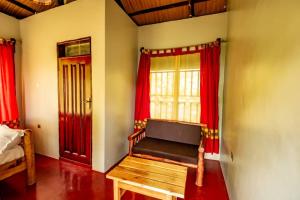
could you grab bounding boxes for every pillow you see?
[0,125,24,154]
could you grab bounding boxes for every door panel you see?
[58,56,92,165]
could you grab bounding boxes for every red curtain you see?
[0,43,19,123]
[134,53,151,132]
[200,42,220,153]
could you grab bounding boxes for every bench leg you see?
[165,195,177,200]
[196,147,204,186]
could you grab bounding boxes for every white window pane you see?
[191,103,198,123]
[179,72,185,96]
[185,72,192,96]
[161,103,167,119]
[167,72,174,96]
[197,103,201,122]
[167,102,173,119]
[155,102,161,118]
[151,73,156,95]
[178,103,184,121]
[184,103,191,122]
[192,71,199,96]
[150,102,155,117]
[162,72,167,95]
[156,73,162,95]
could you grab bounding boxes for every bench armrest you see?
[128,128,146,156]
[196,136,205,186]
[128,128,145,141]
[198,137,205,153]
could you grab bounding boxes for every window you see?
[150,53,200,123]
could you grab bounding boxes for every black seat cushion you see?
[132,137,199,165]
[145,119,202,145]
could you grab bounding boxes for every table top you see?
[106,156,187,198]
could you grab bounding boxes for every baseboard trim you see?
[204,153,220,160]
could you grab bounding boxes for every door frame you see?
[57,37,92,167]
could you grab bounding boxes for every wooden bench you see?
[128,119,204,186]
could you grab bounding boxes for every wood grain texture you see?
[0,0,75,19]
[119,181,169,200]
[106,156,187,199]
[196,138,205,186]
[116,0,227,25]
[125,156,187,173]
[23,129,36,185]
[58,52,92,165]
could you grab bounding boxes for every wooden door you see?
[58,56,92,165]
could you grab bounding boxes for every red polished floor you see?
[0,155,229,200]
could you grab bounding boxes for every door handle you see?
[83,99,92,103]
[82,98,92,109]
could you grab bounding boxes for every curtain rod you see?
[0,38,17,53]
[140,38,226,53]
[0,38,16,45]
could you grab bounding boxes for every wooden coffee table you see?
[106,156,187,200]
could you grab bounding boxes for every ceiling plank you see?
[115,0,139,25]
[129,0,207,17]
[7,0,36,13]
[0,8,22,19]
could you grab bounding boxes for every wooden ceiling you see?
[0,0,76,19]
[115,0,227,26]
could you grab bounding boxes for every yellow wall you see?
[222,0,300,199]
[104,0,137,171]
[138,13,228,49]
[0,13,22,122]
[20,0,106,172]
[138,13,228,159]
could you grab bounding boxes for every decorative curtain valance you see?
[0,41,19,124]
[141,39,220,57]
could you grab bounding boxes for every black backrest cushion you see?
[145,119,202,145]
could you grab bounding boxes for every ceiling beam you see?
[8,0,36,13]
[129,0,207,17]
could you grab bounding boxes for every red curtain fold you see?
[134,53,151,132]
[0,43,19,123]
[200,43,220,154]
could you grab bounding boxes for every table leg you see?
[165,195,177,200]
[113,180,121,200]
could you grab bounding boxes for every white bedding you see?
[0,125,24,154]
[0,145,24,165]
